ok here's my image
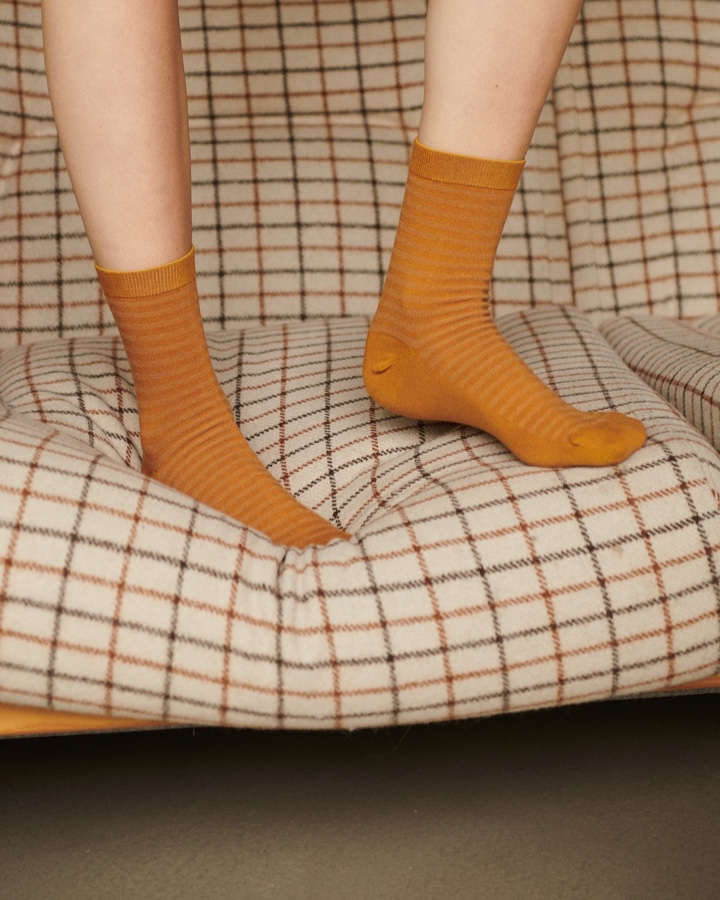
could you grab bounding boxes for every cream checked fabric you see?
[554,0,720,323]
[1,308,720,728]
[602,316,720,450]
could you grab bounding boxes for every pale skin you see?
[41,0,192,271]
[419,0,584,160]
[41,0,584,272]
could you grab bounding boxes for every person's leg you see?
[42,0,347,546]
[364,0,646,467]
[418,0,584,161]
[41,0,191,271]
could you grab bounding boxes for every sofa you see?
[1,0,719,736]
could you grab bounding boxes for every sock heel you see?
[364,330,451,423]
[363,331,416,417]
[364,332,416,375]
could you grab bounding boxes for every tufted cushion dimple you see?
[2,307,720,728]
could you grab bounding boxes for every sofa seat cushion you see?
[1,307,720,729]
[602,316,720,451]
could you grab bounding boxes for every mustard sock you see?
[96,248,348,547]
[363,140,647,467]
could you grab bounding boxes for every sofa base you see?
[0,704,166,738]
[3,672,720,738]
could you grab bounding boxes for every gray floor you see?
[1,694,719,900]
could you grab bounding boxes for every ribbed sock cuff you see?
[410,138,524,191]
[96,246,196,299]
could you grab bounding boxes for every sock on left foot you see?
[363,139,647,468]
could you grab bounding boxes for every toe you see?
[569,412,647,466]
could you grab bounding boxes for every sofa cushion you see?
[602,315,720,450]
[2,307,719,729]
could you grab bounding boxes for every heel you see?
[362,331,414,413]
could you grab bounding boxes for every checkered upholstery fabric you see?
[2,307,720,728]
[2,0,720,728]
[602,315,720,450]
[555,0,720,323]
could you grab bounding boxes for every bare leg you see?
[41,0,191,270]
[364,0,647,467]
[418,0,584,160]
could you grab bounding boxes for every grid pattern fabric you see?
[0,0,571,345]
[554,0,720,323]
[3,1,720,337]
[2,307,720,729]
[602,315,720,450]
[0,0,426,141]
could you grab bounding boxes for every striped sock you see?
[363,139,646,467]
[97,248,348,547]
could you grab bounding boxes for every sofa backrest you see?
[0,0,718,346]
[555,0,720,321]
[0,0,427,142]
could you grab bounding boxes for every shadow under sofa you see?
[1,0,720,737]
